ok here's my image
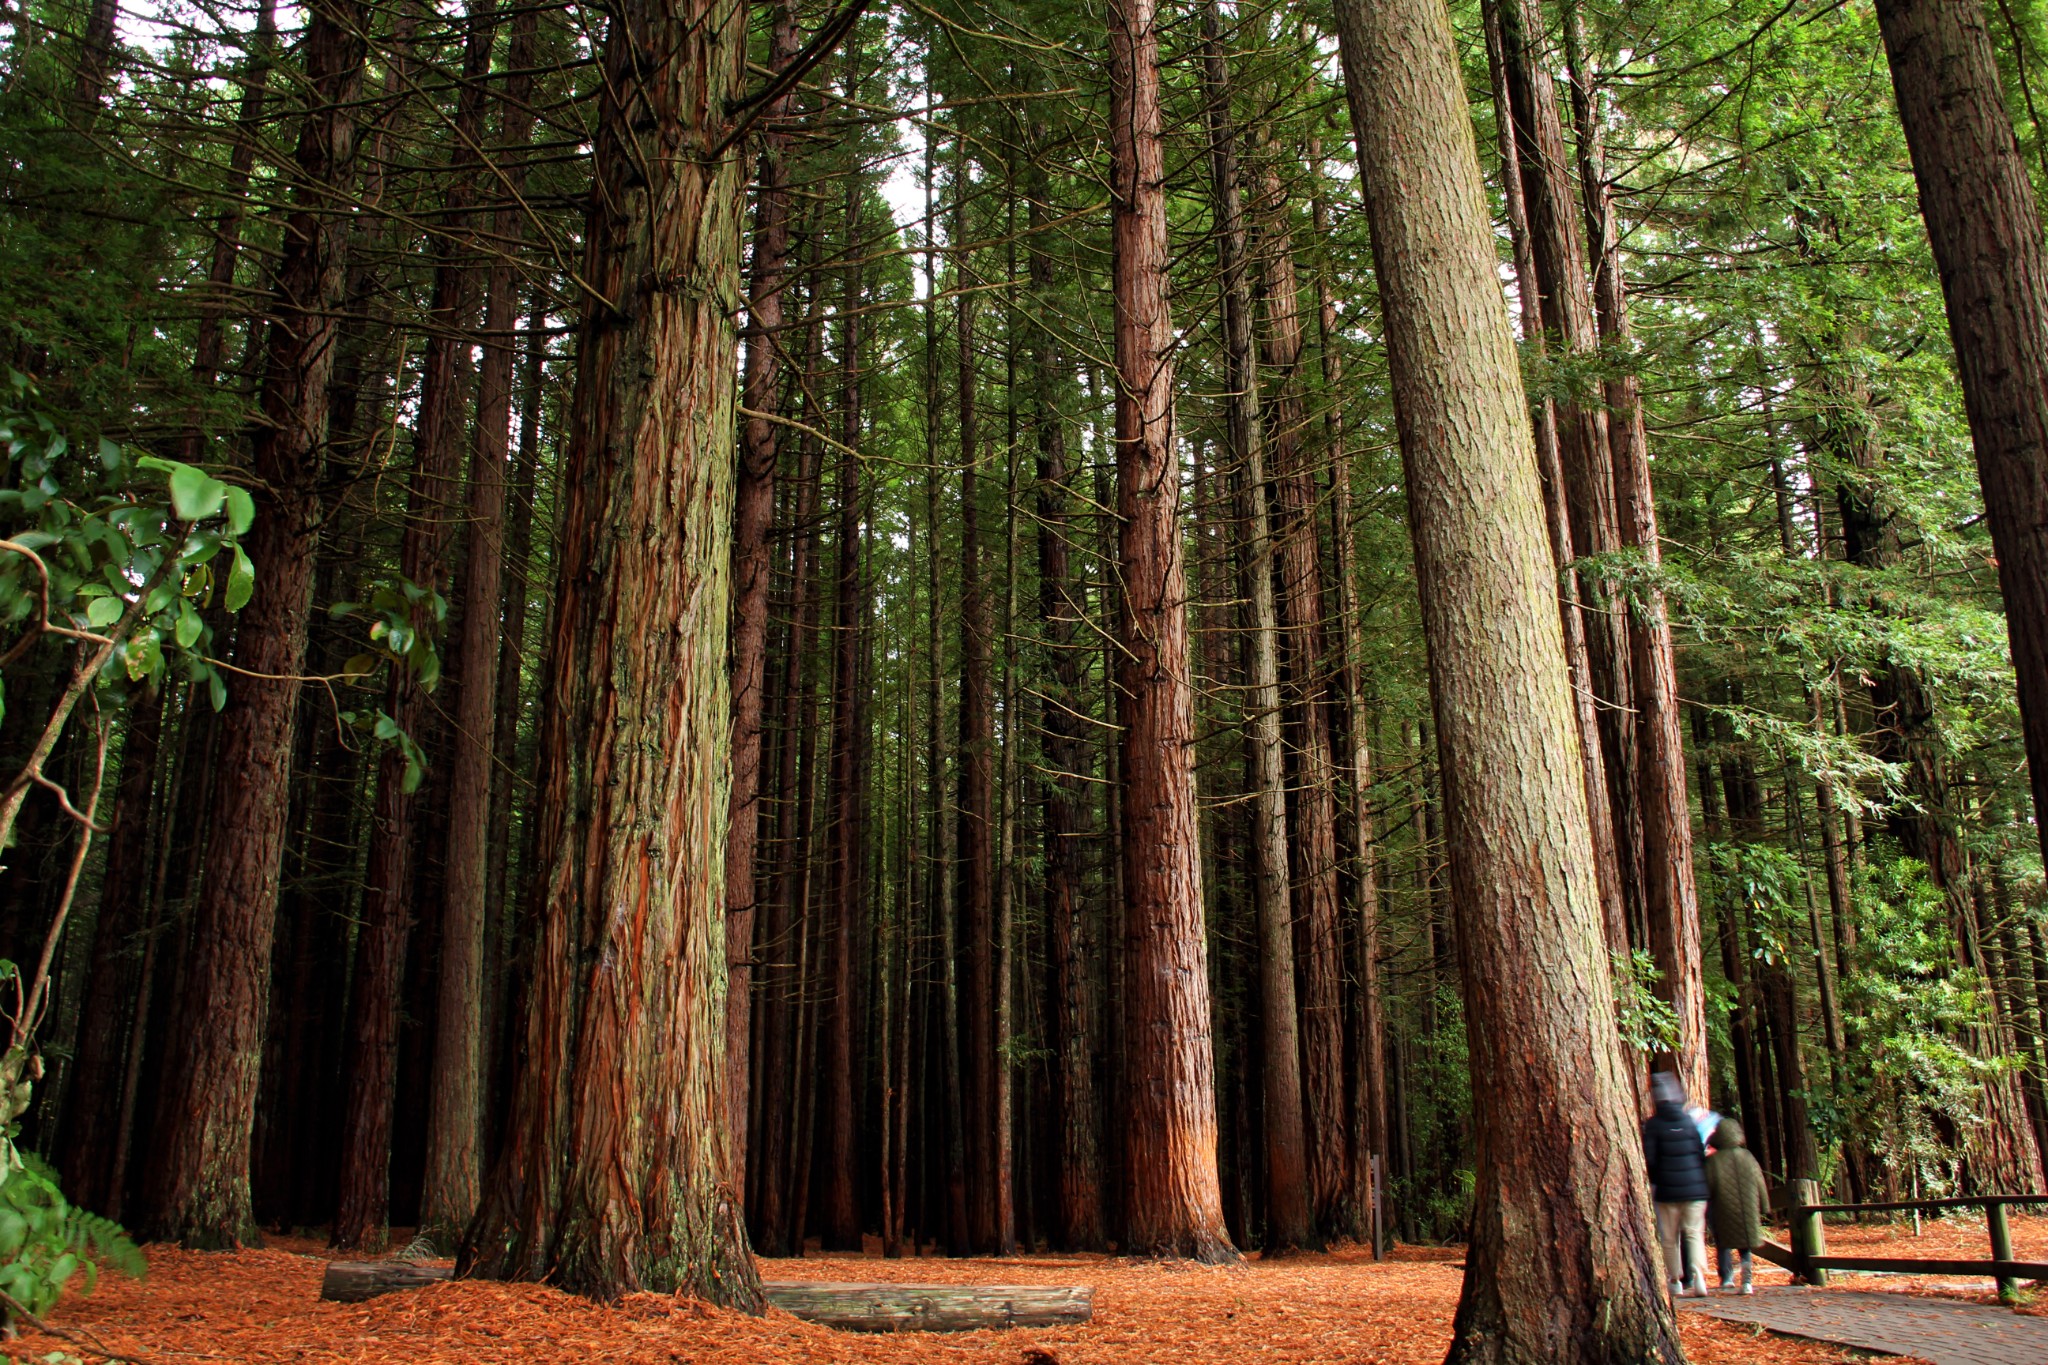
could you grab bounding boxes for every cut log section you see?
[762,1280,1093,1332]
[321,1260,455,1303]
[318,1261,1095,1332]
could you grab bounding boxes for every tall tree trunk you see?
[1251,137,1350,1242]
[1560,7,1706,1099]
[1491,0,1644,960]
[1028,159,1103,1252]
[420,0,540,1248]
[1199,5,1312,1253]
[140,0,368,1249]
[1331,0,1682,1355]
[752,295,825,1255]
[1480,1,1630,962]
[954,140,1000,1255]
[332,0,497,1252]
[457,0,763,1304]
[725,0,801,1202]
[1876,0,2048,885]
[1309,153,1389,1251]
[1108,0,1237,1265]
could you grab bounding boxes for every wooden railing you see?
[1755,1178,2048,1301]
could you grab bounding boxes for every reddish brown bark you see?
[140,0,368,1250]
[457,0,762,1304]
[1109,0,1237,1265]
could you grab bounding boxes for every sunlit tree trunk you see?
[1332,0,1682,1354]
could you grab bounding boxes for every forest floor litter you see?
[16,1222,2036,1364]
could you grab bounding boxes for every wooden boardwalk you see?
[1680,1286,2048,1365]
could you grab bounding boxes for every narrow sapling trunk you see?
[1331,0,1681,1355]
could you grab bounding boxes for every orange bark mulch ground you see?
[11,1236,1918,1364]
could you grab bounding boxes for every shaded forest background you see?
[1,0,2045,1270]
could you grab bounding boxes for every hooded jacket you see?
[1641,1098,1710,1203]
[1705,1118,1770,1249]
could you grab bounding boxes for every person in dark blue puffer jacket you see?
[1642,1071,1710,1298]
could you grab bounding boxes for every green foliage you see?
[0,1153,143,1325]
[0,373,254,713]
[1612,950,1682,1056]
[1837,853,2005,1194]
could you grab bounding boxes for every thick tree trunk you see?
[1199,7,1312,1254]
[724,0,801,1205]
[457,0,762,1305]
[419,0,539,1249]
[1331,0,1682,1356]
[1876,0,2048,885]
[140,0,368,1250]
[1108,0,1237,1265]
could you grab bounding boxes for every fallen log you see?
[318,1260,1095,1332]
[321,1261,455,1303]
[762,1280,1093,1332]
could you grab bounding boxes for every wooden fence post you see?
[1988,1199,2017,1303]
[1789,1178,1828,1287]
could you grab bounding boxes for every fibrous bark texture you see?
[1331,0,1682,1355]
[1109,0,1237,1266]
[458,0,762,1306]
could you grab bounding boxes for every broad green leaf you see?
[175,601,202,649]
[224,545,254,612]
[167,463,226,523]
[222,485,254,536]
[84,595,123,627]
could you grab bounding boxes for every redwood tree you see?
[1108,0,1238,1266]
[140,0,369,1249]
[1332,0,1680,1355]
[1875,0,2048,910]
[458,0,763,1304]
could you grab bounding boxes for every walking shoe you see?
[1741,1284,1754,1295]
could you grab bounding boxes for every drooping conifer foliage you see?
[2,0,2045,1349]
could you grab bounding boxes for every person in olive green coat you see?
[1705,1118,1770,1293]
